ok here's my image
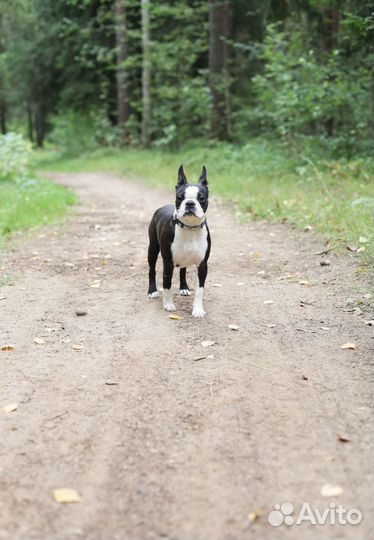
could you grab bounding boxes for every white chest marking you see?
[171,226,208,268]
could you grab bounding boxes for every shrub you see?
[49,109,118,155]
[0,132,32,181]
[252,24,373,156]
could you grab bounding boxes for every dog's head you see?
[175,165,209,226]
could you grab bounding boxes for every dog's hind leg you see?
[179,268,191,296]
[148,220,160,298]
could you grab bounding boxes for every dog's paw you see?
[163,302,176,312]
[180,289,191,296]
[148,291,159,299]
[192,307,206,318]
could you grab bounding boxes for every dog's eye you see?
[198,196,206,203]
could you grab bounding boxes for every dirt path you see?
[0,173,372,540]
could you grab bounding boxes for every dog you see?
[147,165,211,318]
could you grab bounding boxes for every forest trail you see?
[0,173,372,540]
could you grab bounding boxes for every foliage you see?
[1,1,372,153]
[49,110,118,155]
[252,21,373,156]
[0,132,32,181]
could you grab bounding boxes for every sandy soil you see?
[0,172,372,540]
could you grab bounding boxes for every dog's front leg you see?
[162,260,176,311]
[192,261,207,317]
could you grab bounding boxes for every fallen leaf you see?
[266,323,277,328]
[105,381,119,386]
[321,327,330,331]
[359,236,368,243]
[53,488,81,503]
[341,343,356,350]
[71,344,84,351]
[302,375,309,381]
[299,280,309,286]
[3,403,18,413]
[228,324,239,331]
[33,337,45,345]
[75,310,87,317]
[320,259,330,266]
[168,313,183,320]
[320,484,343,497]
[363,293,372,300]
[90,283,100,288]
[213,283,222,287]
[1,344,15,351]
[337,434,350,443]
[248,510,261,522]
[263,300,274,305]
[201,340,216,348]
[347,245,358,252]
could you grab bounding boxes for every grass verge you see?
[33,139,373,264]
[0,177,76,248]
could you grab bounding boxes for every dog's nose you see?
[185,200,195,208]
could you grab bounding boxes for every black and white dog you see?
[147,165,211,317]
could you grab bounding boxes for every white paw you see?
[180,289,191,296]
[163,302,176,312]
[192,307,206,318]
[148,291,159,299]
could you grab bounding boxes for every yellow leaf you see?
[168,314,183,320]
[34,337,45,345]
[71,344,84,351]
[1,344,15,351]
[320,484,343,497]
[248,510,261,522]
[3,403,18,413]
[341,343,356,350]
[53,488,81,503]
[201,340,216,348]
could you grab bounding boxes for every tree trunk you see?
[27,101,34,143]
[324,2,340,137]
[115,0,129,135]
[209,0,231,140]
[35,105,44,148]
[0,101,6,134]
[141,0,151,147]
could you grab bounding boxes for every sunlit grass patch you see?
[0,177,76,245]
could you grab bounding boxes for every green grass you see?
[33,139,373,263]
[0,177,76,247]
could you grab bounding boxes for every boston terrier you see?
[147,165,211,317]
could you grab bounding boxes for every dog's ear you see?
[176,164,187,189]
[198,165,208,187]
